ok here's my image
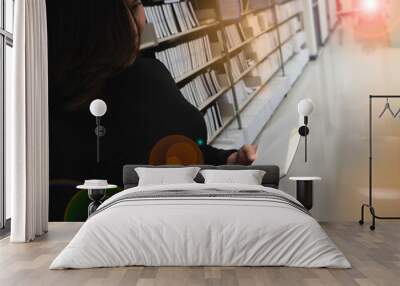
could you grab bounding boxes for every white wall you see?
[340,0,354,13]
[387,0,400,47]
[318,0,330,42]
[5,37,14,221]
[302,0,318,56]
[327,0,338,29]
[302,0,335,56]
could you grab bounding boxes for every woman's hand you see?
[227,144,258,165]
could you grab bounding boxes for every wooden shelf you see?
[232,64,256,85]
[208,65,283,145]
[227,36,254,54]
[241,9,256,17]
[276,0,298,5]
[238,67,282,113]
[198,86,231,112]
[282,51,297,66]
[240,2,275,17]
[206,3,305,144]
[278,12,302,27]
[140,22,219,51]
[141,1,307,145]
[280,29,302,46]
[175,55,224,84]
[257,45,281,64]
[208,64,282,144]
[208,115,236,144]
[158,22,218,44]
[199,45,281,111]
[250,24,279,44]
[227,24,277,55]
[140,41,157,50]
[227,21,293,58]
[232,45,280,86]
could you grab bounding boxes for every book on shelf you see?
[180,70,225,109]
[172,2,188,32]
[248,0,274,10]
[276,0,303,23]
[143,0,201,40]
[279,17,302,43]
[292,31,306,52]
[216,0,241,21]
[224,23,246,49]
[257,8,275,30]
[204,103,224,140]
[256,50,281,81]
[195,8,218,25]
[250,30,279,61]
[225,51,252,81]
[233,79,257,106]
[242,14,262,36]
[155,35,217,80]
[281,41,295,62]
[163,4,178,34]
[181,1,199,27]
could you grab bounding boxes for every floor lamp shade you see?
[90,99,107,117]
[298,98,314,116]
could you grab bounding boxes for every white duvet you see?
[50,183,351,269]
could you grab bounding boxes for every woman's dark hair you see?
[46,0,141,111]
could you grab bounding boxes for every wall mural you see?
[46,0,261,221]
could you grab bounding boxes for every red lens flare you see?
[353,0,390,41]
[361,0,379,13]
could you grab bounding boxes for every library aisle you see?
[256,16,400,222]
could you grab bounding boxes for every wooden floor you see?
[0,222,399,286]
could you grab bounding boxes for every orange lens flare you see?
[149,135,204,165]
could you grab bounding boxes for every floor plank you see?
[1,222,399,286]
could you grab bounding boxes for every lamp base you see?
[95,126,106,137]
[298,126,309,136]
[87,189,106,216]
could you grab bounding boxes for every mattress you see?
[50,183,351,269]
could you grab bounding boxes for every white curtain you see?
[7,0,49,242]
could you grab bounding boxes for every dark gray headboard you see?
[123,165,280,189]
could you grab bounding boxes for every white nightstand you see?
[289,177,322,210]
[77,182,117,216]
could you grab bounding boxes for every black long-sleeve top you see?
[50,56,236,186]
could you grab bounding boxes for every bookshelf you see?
[140,0,308,147]
[175,54,224,84]
[158,21,219,44]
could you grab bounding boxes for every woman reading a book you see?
[48,0,257,187]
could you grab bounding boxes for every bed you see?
[50,165,351,269]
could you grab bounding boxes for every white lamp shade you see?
[90,99,107,117]
[298,98,314,116]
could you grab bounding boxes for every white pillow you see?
[135,167,200,186]
[200,169,266,185]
